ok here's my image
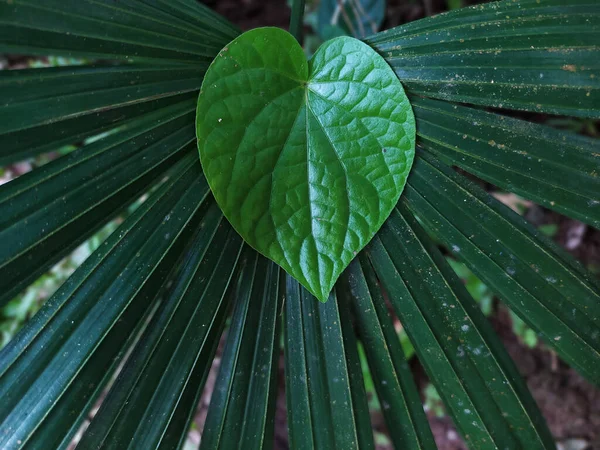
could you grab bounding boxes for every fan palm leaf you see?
[0,0,598,448]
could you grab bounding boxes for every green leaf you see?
[447,0,463,10]
[196,27,416,302]
[338,258,437,449]
[412,96,600,228]
[0,0,238,64]
[0,93,195,165]
[367,209,556,450]
[0,0,241,165]
[79,219,243,449]
[0,155,213,447]
[0,164,171,307]
[200,254,283,450]
[290,0,306,44]
[368,0,600,118]
[538,224,559,238]
[0,101,197,306]
[402,152,600,385]
[284,277,374,450]
[509,309,539,349]
[317,0,386,39]
[21,196,220,449]
[0,65,205,136]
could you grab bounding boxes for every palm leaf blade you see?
[201,254,283,450]
[21,199,211,449]
[412,96,600,228]
[403,152,600,385]
[284,278,374,450]
[0,103,197,306]
[368,209,555,449]
[88,230,241,448]
[0,156,209,447]
[0,93,194,165]
[0,165,170,305]
[338,258,437,449]
[369,0,600,117]
[0,65,204,135]
[0,0,236,63]
[78,209,242,449]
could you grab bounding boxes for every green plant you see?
[196,27,415,301]
[0,1,598,449]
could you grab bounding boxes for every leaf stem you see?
[289,0,306,45]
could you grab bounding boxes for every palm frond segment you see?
[339,258,437,449]
[284,279,375,450]
[0,156,214,447]
[412,96,600,228]
[0,101,196,306]
[403,152,600,386]
[369,210,555,449]
[0,0,238,63]
[201,254,283,450]
[369,0,600,117]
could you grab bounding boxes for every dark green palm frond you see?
[78,222,242,449]
[0,102,197,304]
[368,211,555,449]
[367,0,599,117]
[404,152,600,384]
[284,280,376,449]
[0,0,598,449]
[411,97,600,228]
[339,259,437,449]
[200,255,283,450]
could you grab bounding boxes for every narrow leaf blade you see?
[402,151,600,385]
[411,96,600,228]
[368,210,555,449]
[284,277,375,450]
[370,0,600,117]
[338,258,437,449]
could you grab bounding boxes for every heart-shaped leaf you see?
[196,27,415,302]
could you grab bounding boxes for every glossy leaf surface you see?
[403,152,600,385]
[0,155,211,447]
[369,0,600,118]
[79,218,243,449]
[284,278,374,450]
[1,0,599,448]
[0,0,238,64]
[411,96,600,228]
[338,258,437,450]
[201,254,283,450]
[197,27,415,301]
[367,211,555,449]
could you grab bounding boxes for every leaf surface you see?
[196,27,415,301]
[368,0,600,118]
[200,254,283,450]
[0,0,238,63]
[411,96,600,228]
[403,152,600,385]
[338,258,437,449]
[284,277,374,450]
[367,211,555,449]
[0,155,214,447]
